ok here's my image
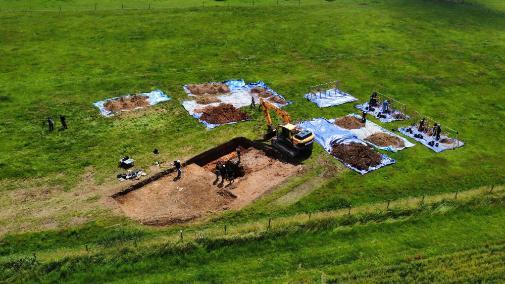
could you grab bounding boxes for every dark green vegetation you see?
[1,0,505,281]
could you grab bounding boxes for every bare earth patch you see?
[365,132,405,148]
[114,148,300,225]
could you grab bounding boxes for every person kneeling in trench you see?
[214,162,225,186]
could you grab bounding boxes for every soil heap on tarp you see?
[199,104,250,124]
[104,95,149,112]
[251,87,273,98]
[365,132,405,148]
[195,95,221,105]
[334,116,365,129]
[187,83,230,95]
[331,142,382,171]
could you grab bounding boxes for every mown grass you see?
[1,194,505,282]
[0,0,505,280]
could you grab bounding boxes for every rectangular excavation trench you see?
[112,137,301,226]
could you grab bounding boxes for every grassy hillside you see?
[0,0,504,281]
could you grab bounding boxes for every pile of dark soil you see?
[365,132,405,148]
[187,83,230,95]
[334,116,365,129]
[195,95,221,104]
[331,142,382,171]
[199,104,250,124]
[104,95,149,112]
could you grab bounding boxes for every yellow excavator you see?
[260,99,315,159]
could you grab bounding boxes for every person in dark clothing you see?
[214,162,225,185]
[47,117,55,131]
[153,148,159,155]
[236,148,241,163]
[418,118,426,132]
[369,92,379,107]
[174,160,182,180]
[382,100,390,114]
[433,123,442,141]
[361,110,367,123]
[59,115,67,130]
[250,96,256,109]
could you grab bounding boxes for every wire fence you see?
[0,0,329,13]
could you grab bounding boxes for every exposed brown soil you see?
[187,83,230,95]
[331,142,382,171]
[268,96,287,105]
[114,149,299,225]
[334,116,365,129]
[251,87,273,98]
[440,138,455,144]
[195,95,221,104]
[104,95,149,112]
[365,132,405,148]
[199,103,250,124]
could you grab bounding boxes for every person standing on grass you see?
[59,115,67,130]
[250,96,256,109]
[174,160,182,180]
[47,117,55,132]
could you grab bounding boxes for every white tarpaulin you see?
[399,125,464,153]
[304,88,357,108]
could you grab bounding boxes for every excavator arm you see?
[260,99,291,128]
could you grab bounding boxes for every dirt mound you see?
[104,95,149,112]
[187,83,230,95]
[251,87,273,98]
[268,95,287,104]
[195,95,221,104]
[331,142,382,171]
[334,116,365,129]
[365,132,405,148]
[440,138,455,144]
[199,104,250,124]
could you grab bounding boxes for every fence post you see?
[224,224,227,235]
[489,185,495,194]
[267,218,272,230]
[179,230,183,242]
[421,195,425,205]
[348,205,352,215]
[122,3,124,9]
[308,212,311,220]
[85,244,89,252]
[386,200,391,210]
[454,191,459,200]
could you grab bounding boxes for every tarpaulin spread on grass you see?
[182,80,289,129]
[299,118,395,174]
[304,88,358,108]
[329,114,415,152]
[398,126,464,153]
[94,90,170,117]
[356,102,410,123]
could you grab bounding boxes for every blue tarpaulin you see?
[299,118,395,174]
[94,90,170,117]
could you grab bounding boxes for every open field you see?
[1,0,505,281]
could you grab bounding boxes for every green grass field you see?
[1,0,505,281]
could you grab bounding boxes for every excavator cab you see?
[260,99,315,159]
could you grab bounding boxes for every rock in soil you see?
[331,142,382,171]
[187,83,230,95]
[334,116,365,129]
[365,132,405,148]
[199,103,250,124]
[104,95,149,112]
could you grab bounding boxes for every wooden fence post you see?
[268,218,272,230]
[179,230,183,242]
[224,224,227,235]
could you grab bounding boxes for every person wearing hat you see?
[174,160,182,180]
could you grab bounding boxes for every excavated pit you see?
[104,95,149,112]
[334,116,365,129]
[365,132,405,148]
[113,138,300,226]
[198,103,250,124]
[331,142,382,171]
